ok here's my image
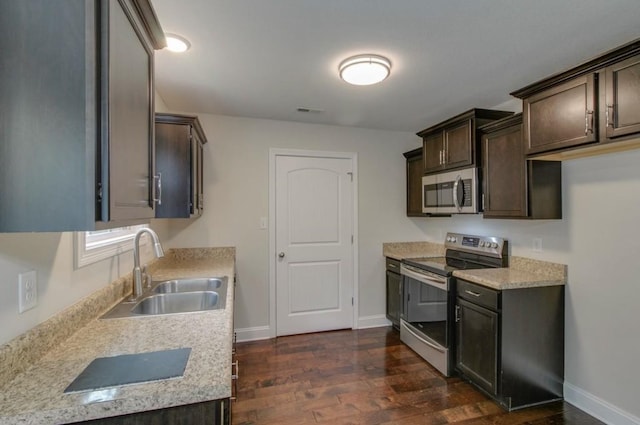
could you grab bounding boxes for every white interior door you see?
[275,154,354,336]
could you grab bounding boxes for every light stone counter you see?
[382,241,444,260]
[0,247,235,425]
[453,256,567,290]
[382,241,566,291]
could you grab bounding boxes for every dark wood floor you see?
[232,327,602,425]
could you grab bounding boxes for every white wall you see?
[407,149,640,422]
[156,114,422,330]
[160,112,640,421]
[0,91,170,346]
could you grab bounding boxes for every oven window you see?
[438,182,454,207]
[424,183,438,208]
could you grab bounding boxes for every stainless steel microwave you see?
[422,167,479,214]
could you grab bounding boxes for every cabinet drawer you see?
[386,258,401,272]
[457,279,500,311]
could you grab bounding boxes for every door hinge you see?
[351,235,354,244]
[347,171,353,182]
[351,297,354,306]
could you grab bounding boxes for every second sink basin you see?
[153,277,224,294]
[131,292,221,315]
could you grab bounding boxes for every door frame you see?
[268,148,359,338]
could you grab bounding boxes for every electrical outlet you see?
[18,270,37,313]
[533,238,543,252]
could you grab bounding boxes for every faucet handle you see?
[141,265,152,288]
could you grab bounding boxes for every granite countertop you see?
[382,241,444,260]
[383,241,567,290]
[0,248,235,424]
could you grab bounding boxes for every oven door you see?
[400,264,452,376]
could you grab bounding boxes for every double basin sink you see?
[101,277,228,319]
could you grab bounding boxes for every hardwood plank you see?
[232,327,603,425]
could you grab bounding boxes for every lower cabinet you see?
[70,398,230,424]
[455,279,564,411]
[385,258,402,328]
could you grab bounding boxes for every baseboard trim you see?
[357,314,392,329]
[564,382,640,425]
[235,326,271,342]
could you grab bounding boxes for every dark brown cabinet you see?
[155,114,208,218]
[417,109,513,175]
[522,75,597,155]
[512,39,640,157]
[480,114,562,219]
[70,398,230,424]
[602,54,640,141]
[403,148,426,217]
[455,279,565,411]
[385,258,402,329]
[0,0,164,232]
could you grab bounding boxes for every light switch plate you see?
[18,270,37,313]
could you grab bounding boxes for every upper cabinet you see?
[512,39,640,158]
[403,148,426,217]
[480,114,561,219]
[0,0,164,232]
[155,114,208,219]
[417,109,513,174]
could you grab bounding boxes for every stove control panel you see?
[444,232,507,257]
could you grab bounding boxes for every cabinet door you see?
[482,124,527,217]
[444,119,473,169]
[604,55,640,140]
[423,132,444,173]
[103,0,155,221]
[523,75,597,155]
[155,123,191,218]
[386,270,402,327]
[456,298,499,395]
[192,129,205,215]
[405,150,424,216]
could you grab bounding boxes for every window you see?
[74,224,148,268]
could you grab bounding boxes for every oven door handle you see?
[453,175,462,212]
[401,264,448,290]
[401,320,446,353]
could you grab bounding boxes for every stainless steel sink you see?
[100,276,228,319]
[131,291,221,315]
[153,277,224,294]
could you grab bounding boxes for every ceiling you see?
[152,0,640,133]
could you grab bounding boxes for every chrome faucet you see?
[131,228,165,300]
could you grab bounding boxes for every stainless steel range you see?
[400,232,508,376]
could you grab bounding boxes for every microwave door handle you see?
[453,176,461,211]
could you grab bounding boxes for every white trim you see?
[234,326,272,342]
[74,225,148,269]
[358,315,392,329]
[268,148,359,338]
[564,382,640,425]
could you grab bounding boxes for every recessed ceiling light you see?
[164,33,191,53]
[339,54,391,86]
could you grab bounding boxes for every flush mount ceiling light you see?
[339,54,391,86]
[164,33,191,53]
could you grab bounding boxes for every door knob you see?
[278,252,285,258]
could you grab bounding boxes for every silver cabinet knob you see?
[278,252,285,258]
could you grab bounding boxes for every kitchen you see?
[1,1,640,424]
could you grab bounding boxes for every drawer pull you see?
[465,290,482,297]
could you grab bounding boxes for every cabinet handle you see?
[231,360,239,401]
[455,305,461,322]
[153,173,162,205]
[606,104,614,128]
[585,110,594,135]
[464,290,482,297]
